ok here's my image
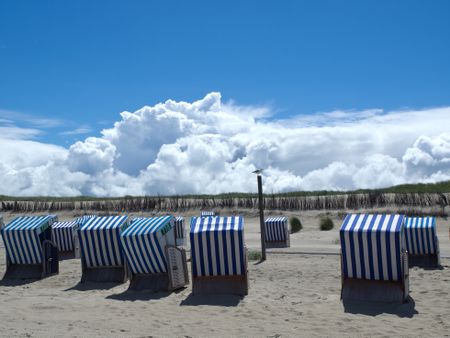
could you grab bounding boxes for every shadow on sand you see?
[180,293,242,307]
[0,266,46,286]
[64,281,123,292]
[410,264,444,271]
[253,259,266,266]
[106,287,186,301]
[0,277,40,286]
[343,296,418,318]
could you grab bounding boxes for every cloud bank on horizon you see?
[1,92,450,197]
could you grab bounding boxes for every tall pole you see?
[257,174,266,261]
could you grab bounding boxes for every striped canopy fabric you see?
[404,217,438,255]
[52,221,78,252]
[1,215,57,264]
[76,215,97,226]
[190,216,245,278]
[79,215,129,268]
[340,214,406,281]
[201,211,216,217]
[174,216,184,240]
[120,216,173,275]
[265,217,288,242]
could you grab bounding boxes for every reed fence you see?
[0,192,448,214]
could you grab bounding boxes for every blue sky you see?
[1,1,450,196]
[1,0,449,146]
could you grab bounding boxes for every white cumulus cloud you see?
[68,137,117,175]
[0,92,450,196]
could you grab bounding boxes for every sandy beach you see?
[2,1,449,336]
[0,210,449,337]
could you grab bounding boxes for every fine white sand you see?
[0,210,449,337]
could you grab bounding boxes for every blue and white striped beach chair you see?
[120,216,189,291]
[404,217,440,267]
[76,215,97,226]
[1,215,59,279]
[53,217,96,252]
[52,221,78,258]
[78,215,130,283]
[72,215,97,259]
[190,216,248,296]
[174,216,186,246]
[265,216,290,248]
[340,214,409,303]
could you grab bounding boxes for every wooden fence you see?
[0,192,448,213]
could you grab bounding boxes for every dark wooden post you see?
[257,174,266,261]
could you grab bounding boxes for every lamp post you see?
[253,169,266,261]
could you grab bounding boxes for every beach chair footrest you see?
[342,278,407,303]
[128,273,171,292]
[265,241,290,248]
[193,275,248,296]
[81,266,128,283]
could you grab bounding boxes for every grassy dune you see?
[0,181,449,214]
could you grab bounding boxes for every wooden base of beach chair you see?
[408,254,440,268]
[81,266,128,283]
[342,278,408,303]
[3,264,43,280]
[129,273,171,292]
[265,241,290,248]
[192,275,248,296]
